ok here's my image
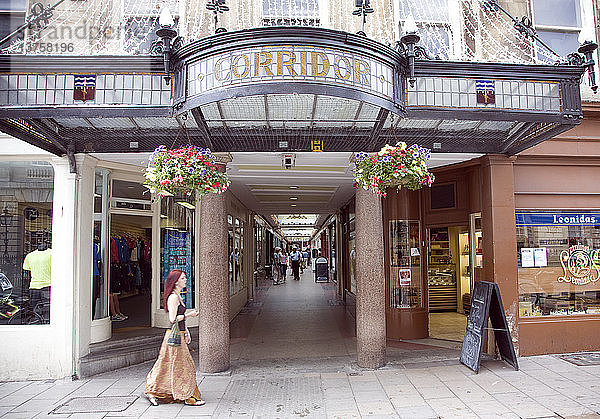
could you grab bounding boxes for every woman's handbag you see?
[167,321,181,346]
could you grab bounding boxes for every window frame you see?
[262,0,321,27]
[530,0,592,61]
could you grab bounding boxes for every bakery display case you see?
[427,227,457,311]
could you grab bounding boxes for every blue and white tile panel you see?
[407,78,562,112]
[0,73,171,107]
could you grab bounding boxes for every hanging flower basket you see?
[354,142,435,197]
[144,145,230,198]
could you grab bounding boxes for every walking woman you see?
[145,269,205,406]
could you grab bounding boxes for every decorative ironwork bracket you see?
[482,0,563,61]
[482,0,597,93]
[206,0,229,34]
[352,0,374,36]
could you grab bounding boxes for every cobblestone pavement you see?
[2,271,600,418]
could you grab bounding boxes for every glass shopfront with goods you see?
[517,211,600,317]
[0,160,54,326]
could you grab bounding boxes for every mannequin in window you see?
[23,242,52,323]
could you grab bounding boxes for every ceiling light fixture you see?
[289,186,299,189]
[290,197,298,200]
[291,204,297,207]
[175,201,196,210]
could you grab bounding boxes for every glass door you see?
[469,213,483,288]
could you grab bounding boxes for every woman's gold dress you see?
[144,329,202,403]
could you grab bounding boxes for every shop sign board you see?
[460,281,518,373]
[187,45,394,101]
[516,212,600,226]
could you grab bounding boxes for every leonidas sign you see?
[187,45,394,100]
[559,245,600,285]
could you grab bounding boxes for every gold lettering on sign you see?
[214,57,231,81]
[277,50,297,76]
[300,51,307,76]
[334,56,351,81]
[311,51,330,77]
[203,46,379,92]
[232,54,249,79]
[355,59,370,86]
[558,245,600,285]
[254,51,274,77]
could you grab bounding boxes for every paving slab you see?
[6,278,600,418]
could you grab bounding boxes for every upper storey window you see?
[0,0,26,48]
[122,0,179,54]
[397,0,452,60]
[263,0,320,27]
[532,0,582,59]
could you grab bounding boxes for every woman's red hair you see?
[163,269,184,312]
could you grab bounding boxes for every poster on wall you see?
[163,230,193,308]
[533,248,547,267]
[399,268,411,286]
[521,248,535,268]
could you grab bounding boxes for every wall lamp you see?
[154,8,179,85]
[398,15,422,88]
[578,40,598,93]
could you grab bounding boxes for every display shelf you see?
[428,226,457,312]
[428,284,458,311]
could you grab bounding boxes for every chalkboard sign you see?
[460,281,518,373]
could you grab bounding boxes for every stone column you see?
[481,155,519,353]
[197,155,231,373]
[354,187,386,368]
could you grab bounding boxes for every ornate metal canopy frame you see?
[0,26,586,171]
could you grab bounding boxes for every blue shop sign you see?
[516,212,600,226]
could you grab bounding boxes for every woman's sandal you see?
[184,398,206,406]
[147,395,159,406]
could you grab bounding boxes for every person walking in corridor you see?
[272,247,284,285]
[290,246,302,281]
[145,269,205,406]
[277,247,287,284]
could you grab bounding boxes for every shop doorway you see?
[427,225,472,341]
[109,214,153,331]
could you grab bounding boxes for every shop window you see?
[397,0,452,59]
[516,210,600,317]
[0,160,54,325]
[160,194,195,309]
[92,169,110,320]
[390,220,422,308]
[430,183,455,210]
[348,216,356,294]
[229,216,244,296]
[263,0,320,26]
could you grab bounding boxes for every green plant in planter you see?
[354,142,435,197]
[144,145,230,198]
